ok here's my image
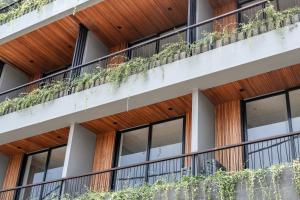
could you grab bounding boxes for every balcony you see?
[0,131,300,199]
[0,1,299,115]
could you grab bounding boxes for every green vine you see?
[52,163,298,200]
[0,0,54,24]
[1,3,300,116]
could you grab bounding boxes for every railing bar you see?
[0,0,268,97]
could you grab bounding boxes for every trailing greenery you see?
[1,3,300,116]
[0,0,54,24]
[49,162,300,200]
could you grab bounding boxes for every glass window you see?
[45,146,67,181]
[246,94,289,141]
[290,89,300,132]
[22,152,48,185]
[115,117,185,190]
[150,118,183,160]
[118,128,148,166]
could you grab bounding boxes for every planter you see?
[180,52,187,59]
[173,52,180,61]
[259,24,267,34]
[252,27,259,36]
[292,14,300,24]
[267,21,275,31]
[215,39,222,48]
[193,46,201,56]
[167,56,173,64]
[201,44,209,53]
[284,17,292,26]
[237,32,245,41]
[160,57,167,65]
[222,37,230,46]
[155,60,161,67]
[230,33,237,43]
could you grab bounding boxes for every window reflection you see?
[290,90,300,132]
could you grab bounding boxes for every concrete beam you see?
[1,23,300,144]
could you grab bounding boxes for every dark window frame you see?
[242,86,300,168]
[111,116,186,189]
[18,144,67,187]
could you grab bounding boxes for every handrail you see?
[0,129,299,193]
[0,0,268,96]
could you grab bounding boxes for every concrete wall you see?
[0,153,9,189]
[83,31,108,63]
[1,23,300,144]
[191,89,214,152]
[196,0,213,39]
[0,0,104,45]
[0,64,29,93]
[62,123,96,177]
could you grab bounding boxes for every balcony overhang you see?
[0,0,103,45]
[1,23,300,144]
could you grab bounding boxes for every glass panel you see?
[278,0,300,11]
[115,128,148,190]
[246,94,290,169]
[45,146,66,181]
[149,118,184,183]
[118,128,148,166]
[290,89,300,132]
[22,152,48,185]
[246,94,289,140]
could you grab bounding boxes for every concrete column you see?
[83,31,108,63]
[62,123,96,177]
[196,0,213,39]
[0,64,29,93]
[0,153,9,189]
[191,89,215,152]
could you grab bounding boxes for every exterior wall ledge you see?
[0,0,103,45]
[1,23,300,144]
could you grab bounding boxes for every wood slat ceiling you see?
[0,128,69,155]
[82,94,192,134]
[203,64,300,105]
[0,16,79,76]
[75,0,188,46]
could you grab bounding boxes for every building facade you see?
[0,0,300,199]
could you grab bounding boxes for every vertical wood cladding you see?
[213,0,237,32]
[1,154,23,200]
[185,112,192,154]
[91,132,116,192]
[215,100,243,171]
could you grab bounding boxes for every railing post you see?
[192,154,196,176]
[58,180,64,200]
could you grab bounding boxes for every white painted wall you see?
[191,89,215,152]
[0,153,9,188]
[62,123,96,177]
[0,64,29,93]
[83,31,108,63]
[1,23,300,144]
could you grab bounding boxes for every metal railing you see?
[0,131,300,199]
[0,0,274,111]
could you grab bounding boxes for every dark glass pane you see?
[290,89,300,132]
[45,146,66,181]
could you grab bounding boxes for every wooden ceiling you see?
[203,64,300,105]
[0,0,188,77]
[82,94,192,134]
[0,128,69,155]
[74,0,188,47]
[0,16,78,76]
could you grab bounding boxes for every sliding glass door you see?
[114,117,185,190]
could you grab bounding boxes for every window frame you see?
[242,86,300,168]
[18,144,67,187]
[112,116,186,188]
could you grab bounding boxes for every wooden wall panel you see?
[215,100,243,171]
[185,112,192,154]
[2,154,23,190]
[213,0,237,32]
[91,132,116,192]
